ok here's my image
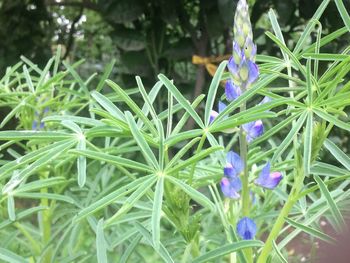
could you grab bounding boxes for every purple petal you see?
[243,120,264,143]
[32,120,38,130]
[209,110,219,124]
[218,101,227,113]
[247,60,259,84]
[244,38,257,59]
[232,41,244,64]
[224,163,235,177]
[237,217,257,240]
[225,79,242,101]
[39,122,45,129]
[226,151,243,175]
[255,162,283,189]
[228,56,239,76]
[220,177,241,199]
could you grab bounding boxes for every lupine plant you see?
[1,0,350,262]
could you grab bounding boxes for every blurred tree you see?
[0,0,53,73]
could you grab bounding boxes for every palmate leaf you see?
[74,174,155,222]
[135,222,174,263]
[272,111,307,162]
[334,0,350,32]
[158,74,204,128]
[293,0,331,54]
[91,90,125,121]
[165,176,215,212]
[204,60,227,126]
[272,240,288,263]
[96,219,108,263]
[125,111,159,170]
[106,80,158,136]
[152,175,164,250]
[285,217,335,243]
[323,139,350,170]
[69,149,153,173]
[192,240,264,263]
[0,247,27,263]
[314,175,345,231]
[105,176,157,226]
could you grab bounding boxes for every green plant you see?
[0,0,350,262]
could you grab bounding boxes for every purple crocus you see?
[225,79,242,101]
[237,217,257,240]
[254,162,283,189]
[221,177,242,199]
[243,120,264,142]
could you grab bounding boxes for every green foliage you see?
[0,1,349,262]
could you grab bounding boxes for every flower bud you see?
[255,162,283,189]
[237,217,257,240]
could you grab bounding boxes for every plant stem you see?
[40,171,52,263]
[257,168,303,263]
[239,102,253,262]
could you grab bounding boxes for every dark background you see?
[0,0,349,99]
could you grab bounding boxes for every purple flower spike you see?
[225,79,242,101]
[226,151,243,176]
[255,162,283,189]
[243,120,264,143]
[220,177,242,199]
[247,61,259,84]
[237,217,257,240]
[209,110,219,124]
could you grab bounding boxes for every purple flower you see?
[244,38,257,60]
[225,79,242,101]
[220,177,242,199]
[227,54,259,87]
[232,41,244,64]
[237,217,257,240]
[218,101,227,113]
[243,120,264,142]
[225,151,243,177]
[209,101,228,124]
[228,56,239,79]
[32,120,38,130]
[255,162,283,189]
[209,110,219,124]
[247,60,259,84]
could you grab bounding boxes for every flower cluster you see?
[221,152,283,198]
[214,0,283,241]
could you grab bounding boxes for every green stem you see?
[257,169,303,263]
[239,103,253,262]
[14,222,41,255]
[40,171,52,263]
